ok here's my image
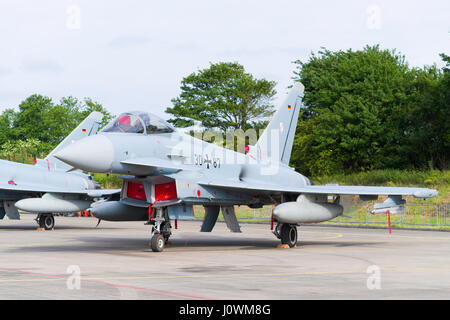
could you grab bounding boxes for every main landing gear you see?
[36,213,55,230]
[149,207,172,252]
[273,223,298,248]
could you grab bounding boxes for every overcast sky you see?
[0,0,448,119]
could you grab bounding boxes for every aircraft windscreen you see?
[101,112,174,134]
[101,113,145,133]
[138,112,174,134]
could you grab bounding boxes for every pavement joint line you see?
[1,266,450,284]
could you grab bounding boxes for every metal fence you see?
[193,203,450,229]
[331,204,450,228]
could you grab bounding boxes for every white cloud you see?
[21,58,63,73]
[107,35,152,48]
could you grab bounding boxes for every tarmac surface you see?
[0,215,450,300]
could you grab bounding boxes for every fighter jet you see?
[54,83,438,251]
[0,112,119,230]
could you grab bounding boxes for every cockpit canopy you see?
[101,111,175,134]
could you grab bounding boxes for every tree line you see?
[0,95,112,163]
[291,46,449,176]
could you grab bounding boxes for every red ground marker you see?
[388,210,392,234]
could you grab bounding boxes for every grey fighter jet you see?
[54,83,438,251]
[0,112,119,229]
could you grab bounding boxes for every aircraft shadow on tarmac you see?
[6,234,383,253]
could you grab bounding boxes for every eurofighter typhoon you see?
[0,112,119,229]
[54,83,438,251]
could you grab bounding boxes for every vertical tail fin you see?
[43,112,103,171]
[255,82,304,165]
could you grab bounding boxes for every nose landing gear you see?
[149,207,172,252]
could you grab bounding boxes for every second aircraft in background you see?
[0,112,119,229]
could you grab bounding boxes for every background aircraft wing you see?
[198,179,438,199]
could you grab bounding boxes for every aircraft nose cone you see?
[54,135,114,173]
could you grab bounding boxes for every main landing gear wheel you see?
[280,224,297,248]
[151,234,165,252]
[38,214,55,230]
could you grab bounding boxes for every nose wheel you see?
[150,234,165,252]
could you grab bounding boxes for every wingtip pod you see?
[413,189,438,199]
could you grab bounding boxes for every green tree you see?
[59,96,113,128]
[437,53,450,169]
[12,94,55,143]
[166,62,276,131]
[0,109,16,145]
[0,95,113,162]
[10,95,113,148]
[385,64,449,170]
[292,46,450,175]
[291,45,414,175]
[79,97,113,128]
[0,138,47,163]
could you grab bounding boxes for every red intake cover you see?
[155,182,177,202]
[127,182,147,201]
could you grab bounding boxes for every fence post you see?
[410,207,412,224]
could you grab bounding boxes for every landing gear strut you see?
[37,214,55,230]
[274,223,298,248]
[149,207,172,252]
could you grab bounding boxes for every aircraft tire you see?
[151,234,165,252]
[280,224,297,248]
[39,214,55,230]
